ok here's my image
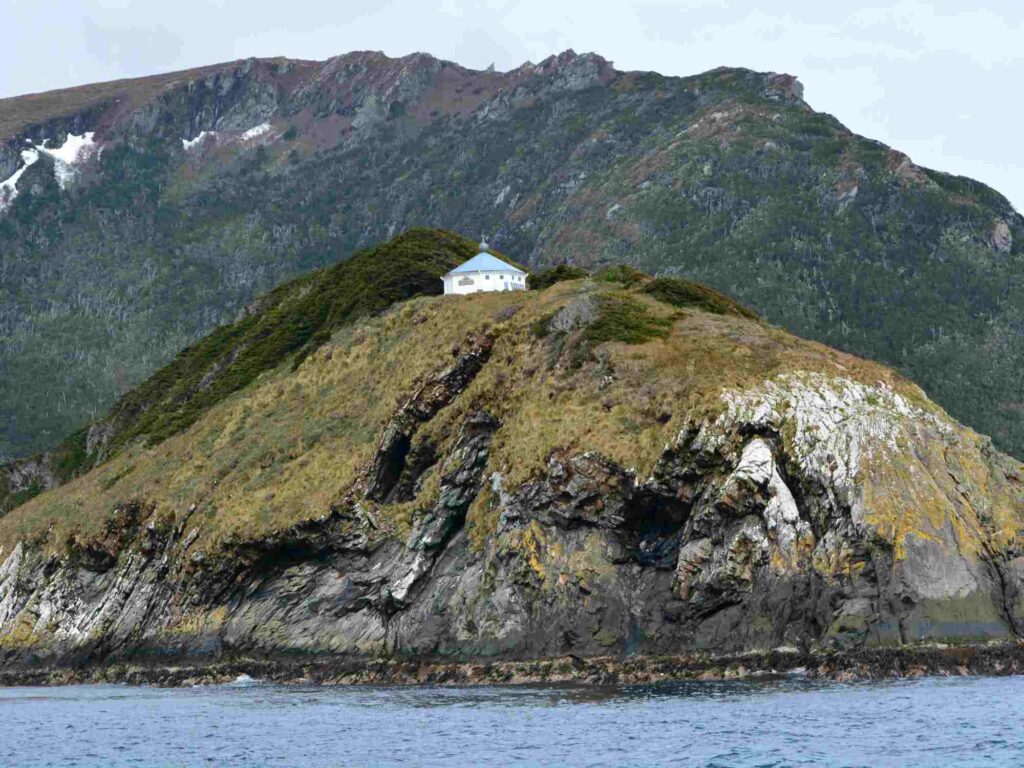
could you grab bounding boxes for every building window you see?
[485,274,490,280]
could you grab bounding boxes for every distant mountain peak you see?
[0,47,1019,476]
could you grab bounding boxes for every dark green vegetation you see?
[0,229,479,513]
[531,265,757,321]
[528,265,590,290]
[642,278,759,320]
[584,295,673,345]
[103,228,475,450]
[0,50,1021,467]
[532,267,754,347]
[594,265,649,287]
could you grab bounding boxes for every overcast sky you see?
[2,0,1020,211]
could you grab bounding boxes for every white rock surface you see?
[182,131,216,150]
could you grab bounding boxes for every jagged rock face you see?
[0,49,1022,469]
[2,330,1021,669]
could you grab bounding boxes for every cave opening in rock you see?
[623,489,691,568]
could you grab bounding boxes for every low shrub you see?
[528,265,589,290]
[643,277,759,320]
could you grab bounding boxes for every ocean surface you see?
[1,674,1022,767]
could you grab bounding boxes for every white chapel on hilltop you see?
[442,239,527,295]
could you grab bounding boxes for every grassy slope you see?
[100,227,482,451]
[0,228,482,514]
[0,267,946,561]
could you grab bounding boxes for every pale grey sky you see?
[2,0,1020,211]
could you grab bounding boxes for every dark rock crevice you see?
[377,410,500,653]
[364,332,494,502]
[386,441,439,504]
[978,544,1023,638]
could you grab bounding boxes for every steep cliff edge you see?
[2,242,1022,681]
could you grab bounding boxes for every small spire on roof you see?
[479,235,489,252]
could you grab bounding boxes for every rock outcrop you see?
[1,272,1021,679]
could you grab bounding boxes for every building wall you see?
[443,271,527,295]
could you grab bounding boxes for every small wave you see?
[227,674,260,687]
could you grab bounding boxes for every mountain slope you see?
[1,243,1022,677]
[0,228,489,513]
[0,50,1021,463]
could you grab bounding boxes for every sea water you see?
[1,675,1022,766]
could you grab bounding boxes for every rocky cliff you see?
[2,240,1022,681]
[0,50,1021,468]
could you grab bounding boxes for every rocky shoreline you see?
[5,280,1024,690]
[4,643,1024,688]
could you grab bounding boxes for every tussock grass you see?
[643,277,759,320]
[593,264,649,286]
[104,228,480,452]
[527,265,589,291]
[0,229,488,516]
[583,294,673,344]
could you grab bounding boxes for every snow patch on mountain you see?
[0,149,41,211]
[182,132,216,150]
[183,124,269,152]
[42,133,97,188]
[240,123,271,141]
[1,133,97,209]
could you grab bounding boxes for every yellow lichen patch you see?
[942,431,1024,552]
[164,605,229,637]
[862,457,953,560]
[858,416,1024,561]
[522,521,551,583]
[811,537,868,580]
[0,610,44,650]
[563,530,617,592]
[769,536,812,575]
[498,521,612,595]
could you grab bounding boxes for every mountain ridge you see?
[0,48,1020,467]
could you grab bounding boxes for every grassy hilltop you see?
[0,229,947,555]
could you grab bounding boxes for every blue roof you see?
[446,252,526,275]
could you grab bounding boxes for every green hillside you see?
[0,229,482,513]
[0,51,1020,464]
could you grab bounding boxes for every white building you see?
[442,241,527,295]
